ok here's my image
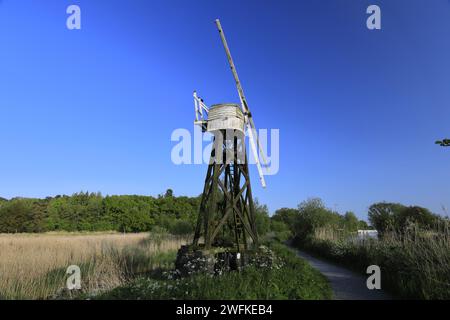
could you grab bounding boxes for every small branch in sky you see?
[435,139,450,147]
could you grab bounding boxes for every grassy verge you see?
[98,241,332,300]
[293,230,450,299]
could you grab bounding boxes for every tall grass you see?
[0,232,189,299]
[295,224,450,299]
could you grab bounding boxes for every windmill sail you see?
[214,19,268,188]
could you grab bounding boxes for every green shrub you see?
[170,220,194,235]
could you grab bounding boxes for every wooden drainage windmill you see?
[176,19,268,275]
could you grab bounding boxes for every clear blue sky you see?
[0,0,449,219]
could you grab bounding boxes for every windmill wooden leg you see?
[205,162,220,249]
[193,162,213,246]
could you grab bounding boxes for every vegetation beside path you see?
[278,199,450,300]
[99,241,332,300]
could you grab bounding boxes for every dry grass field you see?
[0,232,188,299]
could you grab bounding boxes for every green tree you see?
[368,202,405,235]
[343,211,359,231]
[272,208,298,233]
[170,220,194,235]
[357,219,370,229]
[396,206,439,232]
[254,199,270,236]
[368,202,440,236]
[103,195,157,232]
[0,199,44,233]
[164,189,174,198]
[294,198,341,240]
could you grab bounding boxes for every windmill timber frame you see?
[192,129,258,251]
[191,19,268,252]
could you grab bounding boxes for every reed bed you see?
[0,232,188,299]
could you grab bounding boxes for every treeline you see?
[0,190,275,235]
[0,190,201,234]
[271,198,447,241]
[2,191,445,240]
